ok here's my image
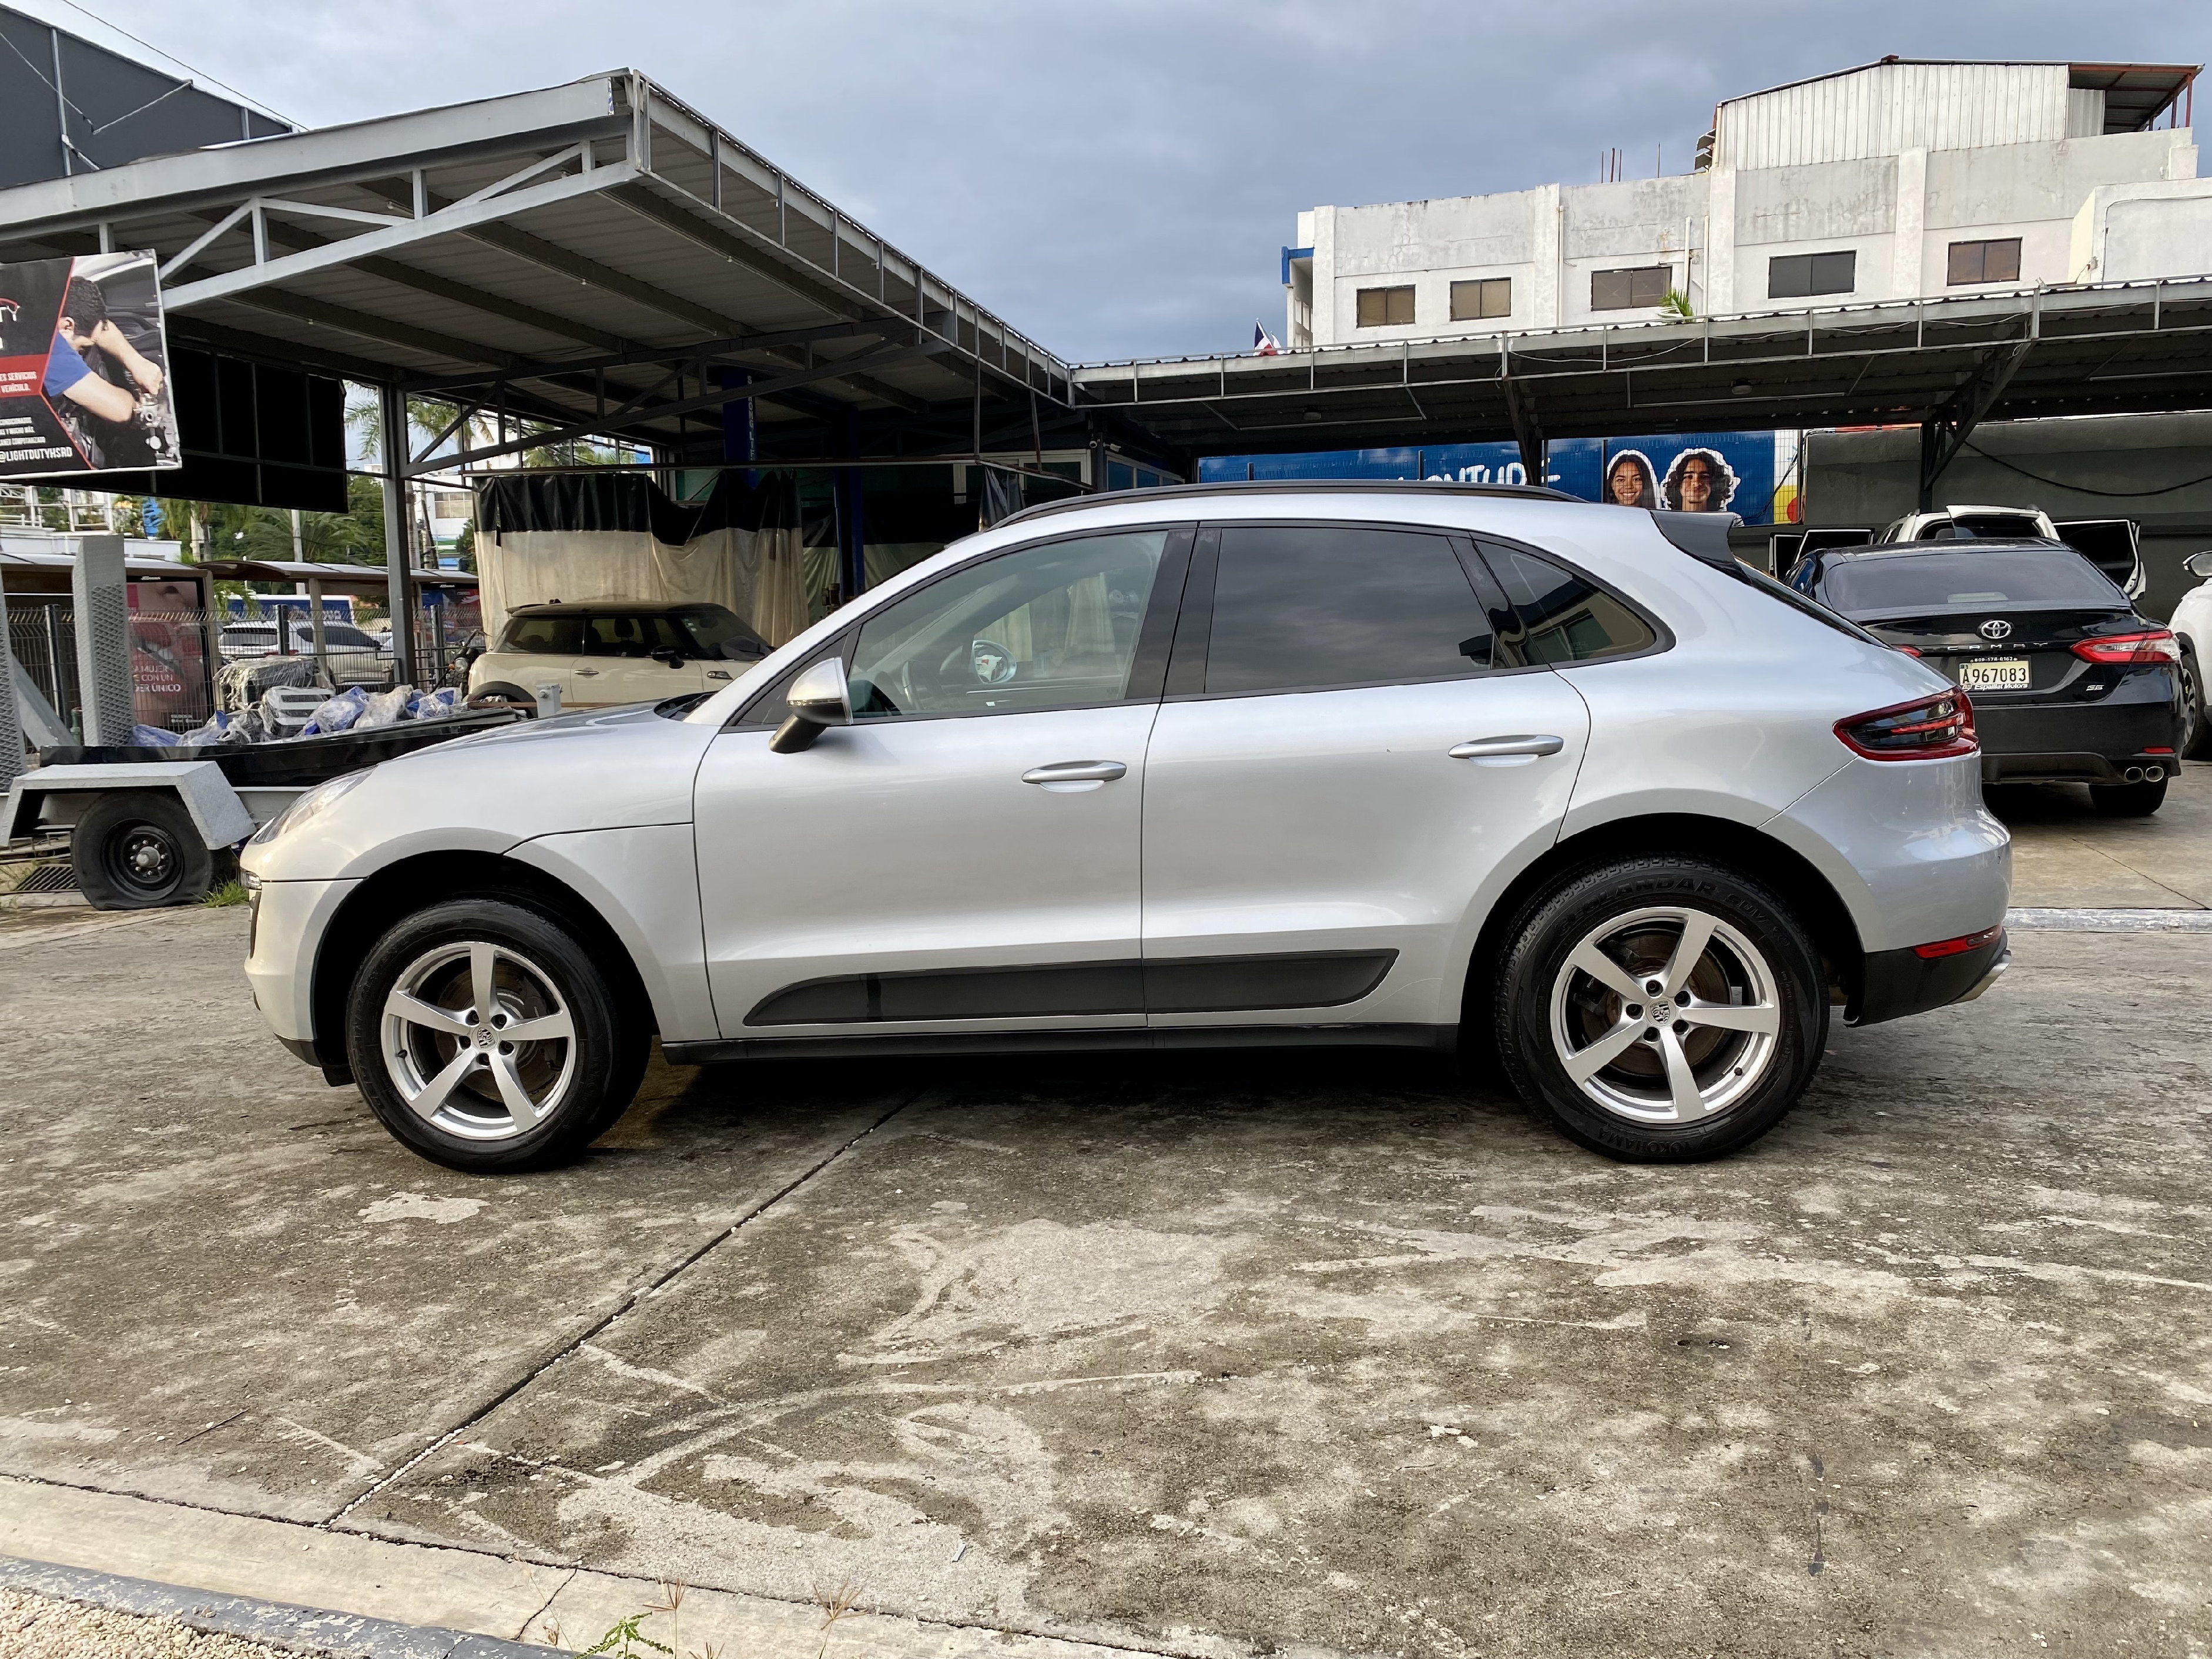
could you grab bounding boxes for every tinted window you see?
[1769,251,1856,298]
[1481,545,1657,665]
[1202,526,1493,695]
[847,529,1167,718]
[582,614,685,656]
[501,614,584,653]
[1927,515,2042,541]
[1591,266,1671,310]
[319,624,374,648]
[1819,548,2126,614]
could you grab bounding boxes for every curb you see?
[0,1553,568,1658]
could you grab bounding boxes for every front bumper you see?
[242,876,359,1047]
[1854,930,2009,1026]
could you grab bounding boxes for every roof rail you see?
[993,477,1577,530]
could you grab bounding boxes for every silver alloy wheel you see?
[1547,905,1782,1125]
[380,940,577,1141]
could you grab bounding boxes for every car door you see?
[1140,521,1600,1035]
[571,613,663,705]
[483,613,582,703]
[693,525,1191,1041]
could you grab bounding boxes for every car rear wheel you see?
[2089,778,2167,817]
[1494,858,1826,1162]
[467,682,539,715]
[346,899,646,1172]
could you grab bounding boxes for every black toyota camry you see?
[1789,540,2185,816]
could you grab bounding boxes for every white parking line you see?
[2006,906,2212,931]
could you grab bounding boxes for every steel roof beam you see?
[406,338,949,474]
[401,319,894,393]
[227,289,518,368]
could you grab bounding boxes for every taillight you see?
[1894,645,1923,657]
[2072,629,2180,665]
[1835,691,1978,760]
[1913,924,2003,960]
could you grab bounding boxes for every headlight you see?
[250,769,372,845]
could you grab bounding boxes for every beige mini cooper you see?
[467,601,770,710]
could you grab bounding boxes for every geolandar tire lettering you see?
[344,898,646,1173]
[1494,857,1826,1162]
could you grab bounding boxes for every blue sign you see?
[1199,430,1791,524]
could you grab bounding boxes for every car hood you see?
[242,703,716,883]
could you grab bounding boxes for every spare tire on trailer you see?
[71,791,220,909]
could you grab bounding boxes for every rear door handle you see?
[1021,759,1128,785]
[1449,734,1565,760]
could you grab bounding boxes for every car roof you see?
[993,477,1573,529]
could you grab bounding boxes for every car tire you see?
[1493,857,1827,1162]
[346,898,646,1173]
[71,792,214,910]
[2088,778,2167,817]
[2179,643,2212,761]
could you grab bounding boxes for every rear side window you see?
[583,614,685,656]
[1202,525,1494,694]
[1479,544,1657,665]
[502,615,584,653]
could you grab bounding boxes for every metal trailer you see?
[1,709,524,909]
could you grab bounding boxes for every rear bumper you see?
[1975,688,2181,783]
[1853,931,2009,1026]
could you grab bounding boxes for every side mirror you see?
[770,657,852,753]
[652,646,685,669]
[2187,550,2212,580]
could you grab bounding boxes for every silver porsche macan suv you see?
[240,482,2011,1170]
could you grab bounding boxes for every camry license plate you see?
[1958,658,2032,692]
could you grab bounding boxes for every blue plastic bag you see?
[297,686,370,737]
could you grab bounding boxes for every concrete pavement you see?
[1,772,2208,1658]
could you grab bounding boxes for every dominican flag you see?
[1252,321,1281,356]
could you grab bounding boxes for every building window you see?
[1590,266,1671,311]
[1947,238,2022,286]
[1450,277,1512,321]
[1768,251,1856,299]
[1355,286,1416,327]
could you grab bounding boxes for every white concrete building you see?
[1285,59,2204,348]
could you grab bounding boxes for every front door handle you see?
[1449,734,1565,760]
[574,667,601,677]
[1021,760,1129,785]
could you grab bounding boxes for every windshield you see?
[1824,547,2126,614]
[675,605,769,658]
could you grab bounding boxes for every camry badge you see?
[1979,619,2013,641]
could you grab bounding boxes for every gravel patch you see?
[0,1586,293,1657]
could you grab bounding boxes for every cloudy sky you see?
[18,0,2210,360]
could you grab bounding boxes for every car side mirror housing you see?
[2187,550,2212,579]
[770,657,852,753]
[652,646,685,668]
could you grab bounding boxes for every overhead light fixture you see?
[1303,406,1325,421]
[1731,379,1754,397]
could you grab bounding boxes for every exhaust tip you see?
[2123,766,2146,783]
[2146,764,2166,782]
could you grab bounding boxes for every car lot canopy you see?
[0,73,1075,476]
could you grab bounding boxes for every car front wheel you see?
[346,899,646,1172]
[1494,858,1827,1162]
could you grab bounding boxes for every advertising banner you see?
[0,251,182,481]
[1201,430,1802,524]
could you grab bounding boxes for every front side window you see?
[674,605,769,659]
[501,615,584,654]
[1947,238,2022,286]
[1591,266,1671,311]
[1356,286,1416,327]
[1480,544,1657,665]
[1450,277,1511,321]
[847,529,1168,719]
[1768,251,1856,299]
[1202,525,1495,695]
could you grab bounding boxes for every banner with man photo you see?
[0,250,182,480]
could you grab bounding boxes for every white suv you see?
[466,601,769,709]
[242,483,2010,1171]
